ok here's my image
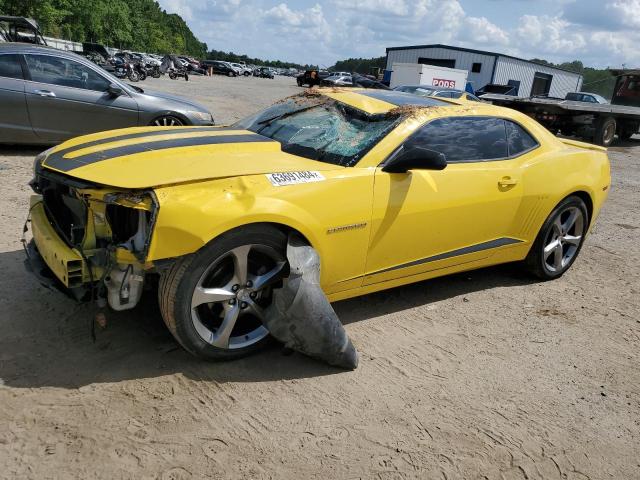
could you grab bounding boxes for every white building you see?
[385,44,583,98]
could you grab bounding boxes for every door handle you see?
[498,176,518,187]
[34,89,56,98]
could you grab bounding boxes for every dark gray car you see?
[0,43,214,144]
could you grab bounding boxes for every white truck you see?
[390,62,468,90]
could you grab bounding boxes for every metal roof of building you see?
[386,44,583,76]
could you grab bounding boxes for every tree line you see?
[0,0,207,57]
[205,49,313,70]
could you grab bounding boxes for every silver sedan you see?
[0,43,214,145]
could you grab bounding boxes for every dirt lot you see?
[0,74,638,479]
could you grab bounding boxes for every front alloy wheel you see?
[524,195,589,279]
[190,244,285,349]
[152,116,184,127]
[159,225,287,359]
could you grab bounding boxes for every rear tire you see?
[523,195,589,280]
[158,225,287,360]
[594,117,616,146]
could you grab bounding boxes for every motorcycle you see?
[147,64,162,78]
[132,60,147,81]
[113,58,140,82]
[161,54,189,81]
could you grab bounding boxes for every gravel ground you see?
[0,75,638,480]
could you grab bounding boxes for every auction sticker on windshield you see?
[266,171,326,186]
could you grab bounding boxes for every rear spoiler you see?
[560,138,607,152]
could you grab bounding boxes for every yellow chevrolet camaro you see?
[25,88,610,359]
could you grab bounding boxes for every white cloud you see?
[516,15,586,54]
[461,16,510,46]
[263,3,326,29]
[155,0,640,68]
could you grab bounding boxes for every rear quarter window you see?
[506,121,539,156]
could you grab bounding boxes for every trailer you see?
[390,62,468,90]
[481,69,640,146]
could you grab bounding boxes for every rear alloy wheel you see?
[524,196,589,280]
[159,225,287,359]
[152,116,184,127]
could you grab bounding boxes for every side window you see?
[409,117,508,162]
[25,55,110,92]
[0,54,24,80]
[505,120,538,156]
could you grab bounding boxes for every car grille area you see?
[36,175,88,248]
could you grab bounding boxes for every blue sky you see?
[157,0,640,68]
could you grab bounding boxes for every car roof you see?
[0,42,80,58]
[318,87,517,118]
[397,85,463,93]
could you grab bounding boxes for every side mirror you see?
[107,83,124,97]
[382,145,447,173]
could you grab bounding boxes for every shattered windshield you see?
[234,96,400,167]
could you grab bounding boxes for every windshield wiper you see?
[257,104,323,130]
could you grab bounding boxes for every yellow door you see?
[364,160,524,284]
[363,114,535,285]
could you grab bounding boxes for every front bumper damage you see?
[24,171,358,369]
[24,169,157,311]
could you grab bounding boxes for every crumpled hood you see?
[39,126,335,189]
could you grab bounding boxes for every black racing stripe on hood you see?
[358,90,449,107]
[55,126,236,156]
[44,134,276,172]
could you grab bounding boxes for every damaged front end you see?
[25,162,157,311]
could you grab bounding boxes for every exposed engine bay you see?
[27,166,157,312]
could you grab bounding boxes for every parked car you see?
[322,74,353,87]
[0,43,214,144]
[565,92,609,104]
[256,67,274,79]
[351,74,390,90]
[25,89,609,360]
[230,62,252,76]
[394,85,482,102]
[201,60,238,76]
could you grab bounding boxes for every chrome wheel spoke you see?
[553,244,564,270]
[553,216,563,235]
[562,234,582,246]
[544,239,560,260]
[231,245,251,286]
[246,299,266,322]
[191,286,235,308]
[562,208,579,234]
[251,261,286,291]
[210,305,240,348]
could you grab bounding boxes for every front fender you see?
[147,171,375,292]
